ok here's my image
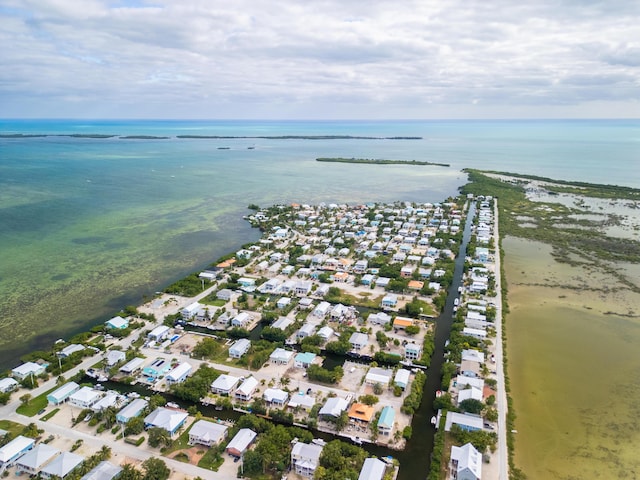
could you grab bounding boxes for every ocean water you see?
[0,119,639,371]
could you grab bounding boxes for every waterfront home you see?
[381,294,398,309]
[15,444,59,476]
[377,406,396,436]
[319,397,349,419]
[368,312,391,326]
[105,316,129,330]
[12,361,46,381]
[272,316,294,331]
[457,387,483,407]
[288,393,316,412]
[116,398,148,424]
[188,420,228,447]
[450,442,482,480]
[270,348,294,365]
[298,297,314,309]
[229,338,251,359]
[317,326,334,342]
[461,349,485,364]
[47,382,80,405]
[314,284,330,298]
[407,280,424,291]
[147,325,170,342]
[330,303,349,321]
[455,376,485,390]
[294,352,316,369]
[365,367,393,387]
[237,277,256,288]
[40,452,83,479]
[231,312,251,328]
[69,387,103,409]
[259,278,281,293]
[277,297,292,309]
[142,358,172,380]
[291,441,324,477]
[280,279,296,293]
[349,332,369,351]
[460,360,481,378]
[404,343,422,361]
[226,429,257,457]
[475,247,490,263]
[181,302,202,320]
[394,369,411,390]
[348,403,375,427]
[144,407,188,436]
[313,301,331,318]
[393,317,413,330]
[234,377,259,402]
[444,412,484,432]
[165,362,192,385]
[358,457,386,480]
[105,350,126,367]
[119,357,145,375]
[57,344,85,358]
[0,377,19,393]
[216,289,233,301]
[400,266,415,278]
[0,436,35,468]
[199,269,220,282]
[263,388,288,407]
[462,327,487,340]
[210,374,241,396]
[297,323,316,339]
[80,461,122,480]
[353,259,368,273]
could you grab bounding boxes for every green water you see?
[504,236,640,479]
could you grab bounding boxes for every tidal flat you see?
[503,217,640,478]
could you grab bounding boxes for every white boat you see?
[97,375,108,382]
[166,402,180,409]
[430,416,437,426]
[353,437,363,445]
[454,298,459,306]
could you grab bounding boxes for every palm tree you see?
[98,445,112,461]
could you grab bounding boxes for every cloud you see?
[0,0,638,118]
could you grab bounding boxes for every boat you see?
[353,437,363,445]
[86,368,98,379]
[127,392,140,399]
[166,402,180,409]
[435,390,443,397]
[94,383,105,391]
[97,374,108,382]
[430,416,437,426]
[215,405,223,411]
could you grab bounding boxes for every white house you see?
[105,350,126,367]
[15,444,59,476]
[297,323,315,339]
[68,387,103,409]
[318,397,349,418]
[317,326,334,341]
[226,429,257,457]
[313,301,331,318]
[147,325,170,342]
[188,420,228,447]
[288,394,315,411]
[235,377,259,402]
[0,436,35,468]
[0,377,19,393]
[462,327,487,340]
[263,388,288,406]
[394,369,411,390]
[276,297,292,309]
[144,407,188,436]
[272,317,294,331]
[116,398,148,424]
[57,344,85,358]
[444,412,484,432]
[229,338,251,359]
[12,362,46,381]
[291,441,324,477]
[231,312,251,328]
[365,367,393,387]
[47,382,80,405]
[105,316,129,330]
[404,343,422,361]
[211,374,241,396]
[270,348,294,365]
[457,387,484,407]
[450,442,482,480]
[79,461,122,480]
[461,349,485,364]
[40,451,83,479]
[349,332,369,351]
[119,357,145,374]
[216,289,233,301]
[358,458,386,480]
[368,312,391,326]
[165,362,192,385]
[456,376,484,391]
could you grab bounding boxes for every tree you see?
[141,457,170,480]
[124,417,145,436]
[98,445,112,461]
[459,398,484,415]
[19,393,31,406]
[119,464,142,480]
[147,427,172,448]
[405,325,420,335]
[373,382,384,395]
[358,394,379,406]
[334,410,349,432]
[192,338,221,359]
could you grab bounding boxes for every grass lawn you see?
[0,420,25,437]
[40,408,60,422]
[16,386,57,417]
[326,290,384,309]
[197,447,224,471]
[200,297,227,307]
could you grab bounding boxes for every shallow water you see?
[504,236,640,479]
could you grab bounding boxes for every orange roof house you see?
[393,317,413,329]
[348,403,375,424]
[217,258,237,269]
[407,280,424,290]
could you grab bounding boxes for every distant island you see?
[119,135,170,140]
[176,135,422,140]
[316,157,450,167]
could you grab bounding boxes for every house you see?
[105,316,129,330]
[147,325,170,342]
[142,358,172,380]
[272,317,294,331]
[79,461,122,480]
[188,420,228,447]
[394,369,411,390]
[92,394,123,414]
[231,312,251,327]
[229,338,251,359]
[348,403,375,426]
[330,303,348,321]
[226,429,257,457]
[288,394,316,411]
[444,412,484,432]
[116,398,148,424]
[263,388,288,406]
[314,284,330,298]
[368,312,391,326]
[318,397,349,418]
[353,259,368,273]
[378,406,395,436]
[461,349,485,364]
[235,377,259,402]
[15,444,59,476]
[404,342,422,361]
[376,277,391,288]
[276,297,292,309]
[68,387,103,408]
[381,294,398,309]
[349,332,369,351]
[0,377,19,393]
[144,407,188,436]
[119,357,145,375]
[298,297,314,310]
[407,280,424,291]
[294,352,316,369]
[12,362,46,381]
[317,326,334,341]
[455,376,484,390]
[105,350,126,367]
[457,387,484,406]
[460,360,481,378]
[210,374,241,396]
[40,452,83,479]
[462,327,487,340]
[365,367,393,387]
[270,348,294,365]
[393,317,413,330]
[400,265,415,278]
[291,441,324,477]
[181,302,202,320]
[237,277,256,288]
[216,289,233,301]
[297,323,316,339]
[313,301,331,318]
[47,382,80,405]
[0,436,35,468]
[358,457,386,480]
[165,362,192,385]
[57,344,85,358]
[450,442,482,480]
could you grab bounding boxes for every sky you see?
[1,0,639,119]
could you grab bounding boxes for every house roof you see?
[69,387,102,405]
[16,444,59,470]
[59,344,85,357]
[366,367,393,384]
[444,412,484,432]
[211,374,241,392]
[40,451,83,478]
[80,461,122,480]
[91,392,121,412]
[12,361,44,376]
[119,357,145,373]
[348,403,375,422]
[291,441,323,465]
[451,443,482,479]
[144,407,188,433]
[236,377,259,396]
[456,376,484,390]
[226,428,256,454]
[105,316,128,329]
[461,349,485,364]
[394,369,410,386]
[378,406,395,428]
[270,348,294,362]
[105,350,126,366]
[457,387,484,405]
[0,377,18,390]
[358,457,386,480]
[295,352,316,364]
[148,325,170,338]
[317,326,334,339]
[319,397,349,417]
[288,394,315,409]
[189,420,227,444]
[48,382,80,401]
[117,398,148,420]
[393,317,413,327]
[0,436,35,463]
[229,338,251,353]
[166,362,192,381]
[272,317,294,330]
[349,332,369,345]
[263,388,288,403]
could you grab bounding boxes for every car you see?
[38,409,46,415]
[306,388,312,395]
[233,456,240,463]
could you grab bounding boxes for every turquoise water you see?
[0,119,638,370]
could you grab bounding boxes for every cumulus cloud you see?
[0,0,638,118]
